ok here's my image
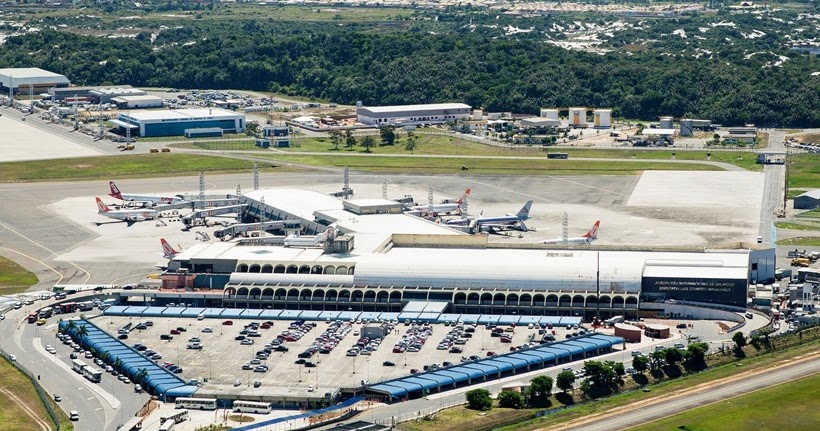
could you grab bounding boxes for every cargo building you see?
[114,108,246,137]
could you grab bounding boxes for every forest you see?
[0,4,818,126]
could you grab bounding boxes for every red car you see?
[170,329,180,335]
[486,351,496,357]
[222,320,233,326]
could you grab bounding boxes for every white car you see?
[202,327,213,333]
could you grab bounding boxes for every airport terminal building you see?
[157,189,774,317]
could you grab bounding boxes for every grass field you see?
[797,209,820,219]
[0,358,73,431]
[626,373,820,431]
[171,141,266,151]
[286,137,760,170]
[774,221,820,231]
[0,256,38,296]
[789,153,820,189]
[0,154,288,183]
[776,236,820,246]
[258,154,723,175]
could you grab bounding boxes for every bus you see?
[72,359,87,374]
[38,307,53,319]
[547,152,569,159]
[158,419,175,431]
[82,366,102,383]
[160,410,189,424]
[174,398,217,410]
[232,400,272,414]
[27,312,38,324]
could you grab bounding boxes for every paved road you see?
[561,354,819,431]
[759,129,787,242]
[0,299,149,431]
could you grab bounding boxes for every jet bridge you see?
[181,204,247,228]
[153,198,240,212]
[213,220,302,240]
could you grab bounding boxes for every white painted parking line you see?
[87,397,95,401]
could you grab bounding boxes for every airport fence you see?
[0,349,61,431]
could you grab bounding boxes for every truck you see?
[38,307,53,319]
[792,257,811,267]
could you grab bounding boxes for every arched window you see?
[311,266,323,274]
[237,264,249,273]
[286,265,298,274]
[249,264,261,273]
[324,266,336,275]
[274,265,286,274]
[261,265,273,273]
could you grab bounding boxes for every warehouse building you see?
[0,67,70,96]
[794,190,820,210]
[111,95,163,109]
[156,188,771,315]
[114,108,246,137]
[357,103,471,126]
[89,86,146,104]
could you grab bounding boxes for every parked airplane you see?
[408,189,471,216]
[96,197,157,224]
[541,221,600,245]
[160,239,181,259]
[448,200,533,232]
[108,181,184,205]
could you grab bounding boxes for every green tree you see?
[582,361,619,398]
[344,130,357,149]
[329,129,344,150]
[528,375,553,402]
[379,125,396,145]
[556,370,575,393]
[404,131,419,154]
[664,347,684,366]
[497,390,524,409]
[465,388,492,411]
[632,355,650,374]
[360,135,376,153]
[732,332,747,349]
[245,121,260,137]
[76,324,88,339]
[114,358,124,372]
[683,341,709,371]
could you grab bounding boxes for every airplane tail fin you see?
[583,221,600,239]
[456,188,471,206]
[108,181,123,200]
[160,238,179,257]
[95,197,110,213]
[517,200,533,220]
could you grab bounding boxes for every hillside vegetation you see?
[0,4,817,126]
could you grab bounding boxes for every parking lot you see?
[100,315,581,397]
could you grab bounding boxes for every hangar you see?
[0,67,70,96]
[155,188,772,315]
[356,103,471,126]
[794,190,820,210]
[115,108,246,137]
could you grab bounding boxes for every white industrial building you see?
[520,117,560,128]
[111,95,163,109]
[114,108,245,137]
[0,67,70,96]
[157,188,773,316]
[357,103,471,126]
[569,107,587,125]
[593,109,612,128]
[540,109,559,120]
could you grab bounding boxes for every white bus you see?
[83,366,102,383]
[158,418,175,431]
[71,359,87,374]
[160,410,189,424]
[174,397,217,410]
[233,400,272,414]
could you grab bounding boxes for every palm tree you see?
[76,324,88,339]
[67,319,77,334]
[136,368,149,384]
[114,358,124,373]
[100,351,111,364]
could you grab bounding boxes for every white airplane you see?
[448,200,533,232]
[541,221,600,245]
[96,197,157,224]
[160,238,181,259]
[108,181,184,205]
[408,189,470,216]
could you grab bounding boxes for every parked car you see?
[383,361,396,367]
